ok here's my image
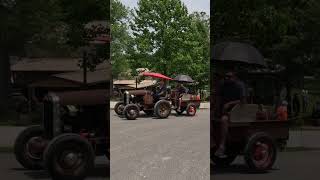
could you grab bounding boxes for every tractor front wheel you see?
[124,104,140,120]
[44,134,94,180]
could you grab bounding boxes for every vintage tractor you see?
[14,89,109,180]
[170,74,201,116]
[170,90,201,116]
[211,42,289,172]
[211,104,289,171]
[121,88,172,120]
[115,72,172,120]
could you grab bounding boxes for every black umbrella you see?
[212,41,266,67]
[174,75,194,83]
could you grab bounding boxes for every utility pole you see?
[83,51,88,85]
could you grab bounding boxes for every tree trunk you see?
[0,48,10,115]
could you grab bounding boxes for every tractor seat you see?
[181,94,192,101]
[229,104,259,122]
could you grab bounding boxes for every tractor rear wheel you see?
[154,100,171,119]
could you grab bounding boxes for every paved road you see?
[212,129,320,180]
[110,110,210,180]
[2,111,320,180]
[0,126,25,147]
[0,153,109,180]
[0,127,109,180]
[212,150,320,180]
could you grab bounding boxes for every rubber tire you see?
[244,132,277,172]
[143,110,154,116]
[44,134,95,180]
[154,100,171,119]
[186,103,197,116]
[114,102,125,115]
[123,104,140,120]
[211,147,237,167]
[14,125,44,170]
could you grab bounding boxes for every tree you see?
[0,0,110,114]
[0,0,62,113]
[111,0,132,79]
[212,0,320,81]
[212,0,320,114]
[59,0,109,47]
[129,0,210,89]
[130,0,191,75]
[179,12,210,90]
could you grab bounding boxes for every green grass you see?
[0,147,13,153]
[0,121,16,126]
[284,146,320,152]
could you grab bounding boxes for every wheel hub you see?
[129,109,136,115]
[159,105,168,115]
[253,142,270,166]
[63,152,80,168]
[26,137,46,160]
[188,107,195,114]
[118,105,124,112]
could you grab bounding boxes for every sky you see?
[120,0,210,15]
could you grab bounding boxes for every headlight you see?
[130,94,135,98]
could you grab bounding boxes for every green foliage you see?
[0,0,109,55]
[128,0,210,89]
[59,0,109,47]
[111,0,132,79]
[0,0,63,54]
[212,0,320,86]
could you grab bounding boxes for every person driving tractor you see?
[215,71,244,158]
[153,79,167,102]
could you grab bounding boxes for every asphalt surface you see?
[0,153,109,180]
[212,129,320,180]
[110,110,210,180]
[2,110,320,180]
[212,150,320,180]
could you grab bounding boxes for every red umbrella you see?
[142,72,173,80]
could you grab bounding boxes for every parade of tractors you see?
[113,72,201,120]
[13,90,109,180]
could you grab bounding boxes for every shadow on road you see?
[114,112,197,121]
[211,164,279,175]
[12,163,109,179]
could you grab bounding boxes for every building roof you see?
[113,80,137,85]
[11,58,109,72]
[53,68,111,84]
[29,77,80,88]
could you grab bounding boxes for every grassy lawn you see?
[0,147,13,153]
[285,146,320,152]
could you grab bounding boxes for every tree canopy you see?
[0,0,109,113]
[212,0,320,80]
[111,0,210,90]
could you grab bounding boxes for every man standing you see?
[214,71,243,157]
